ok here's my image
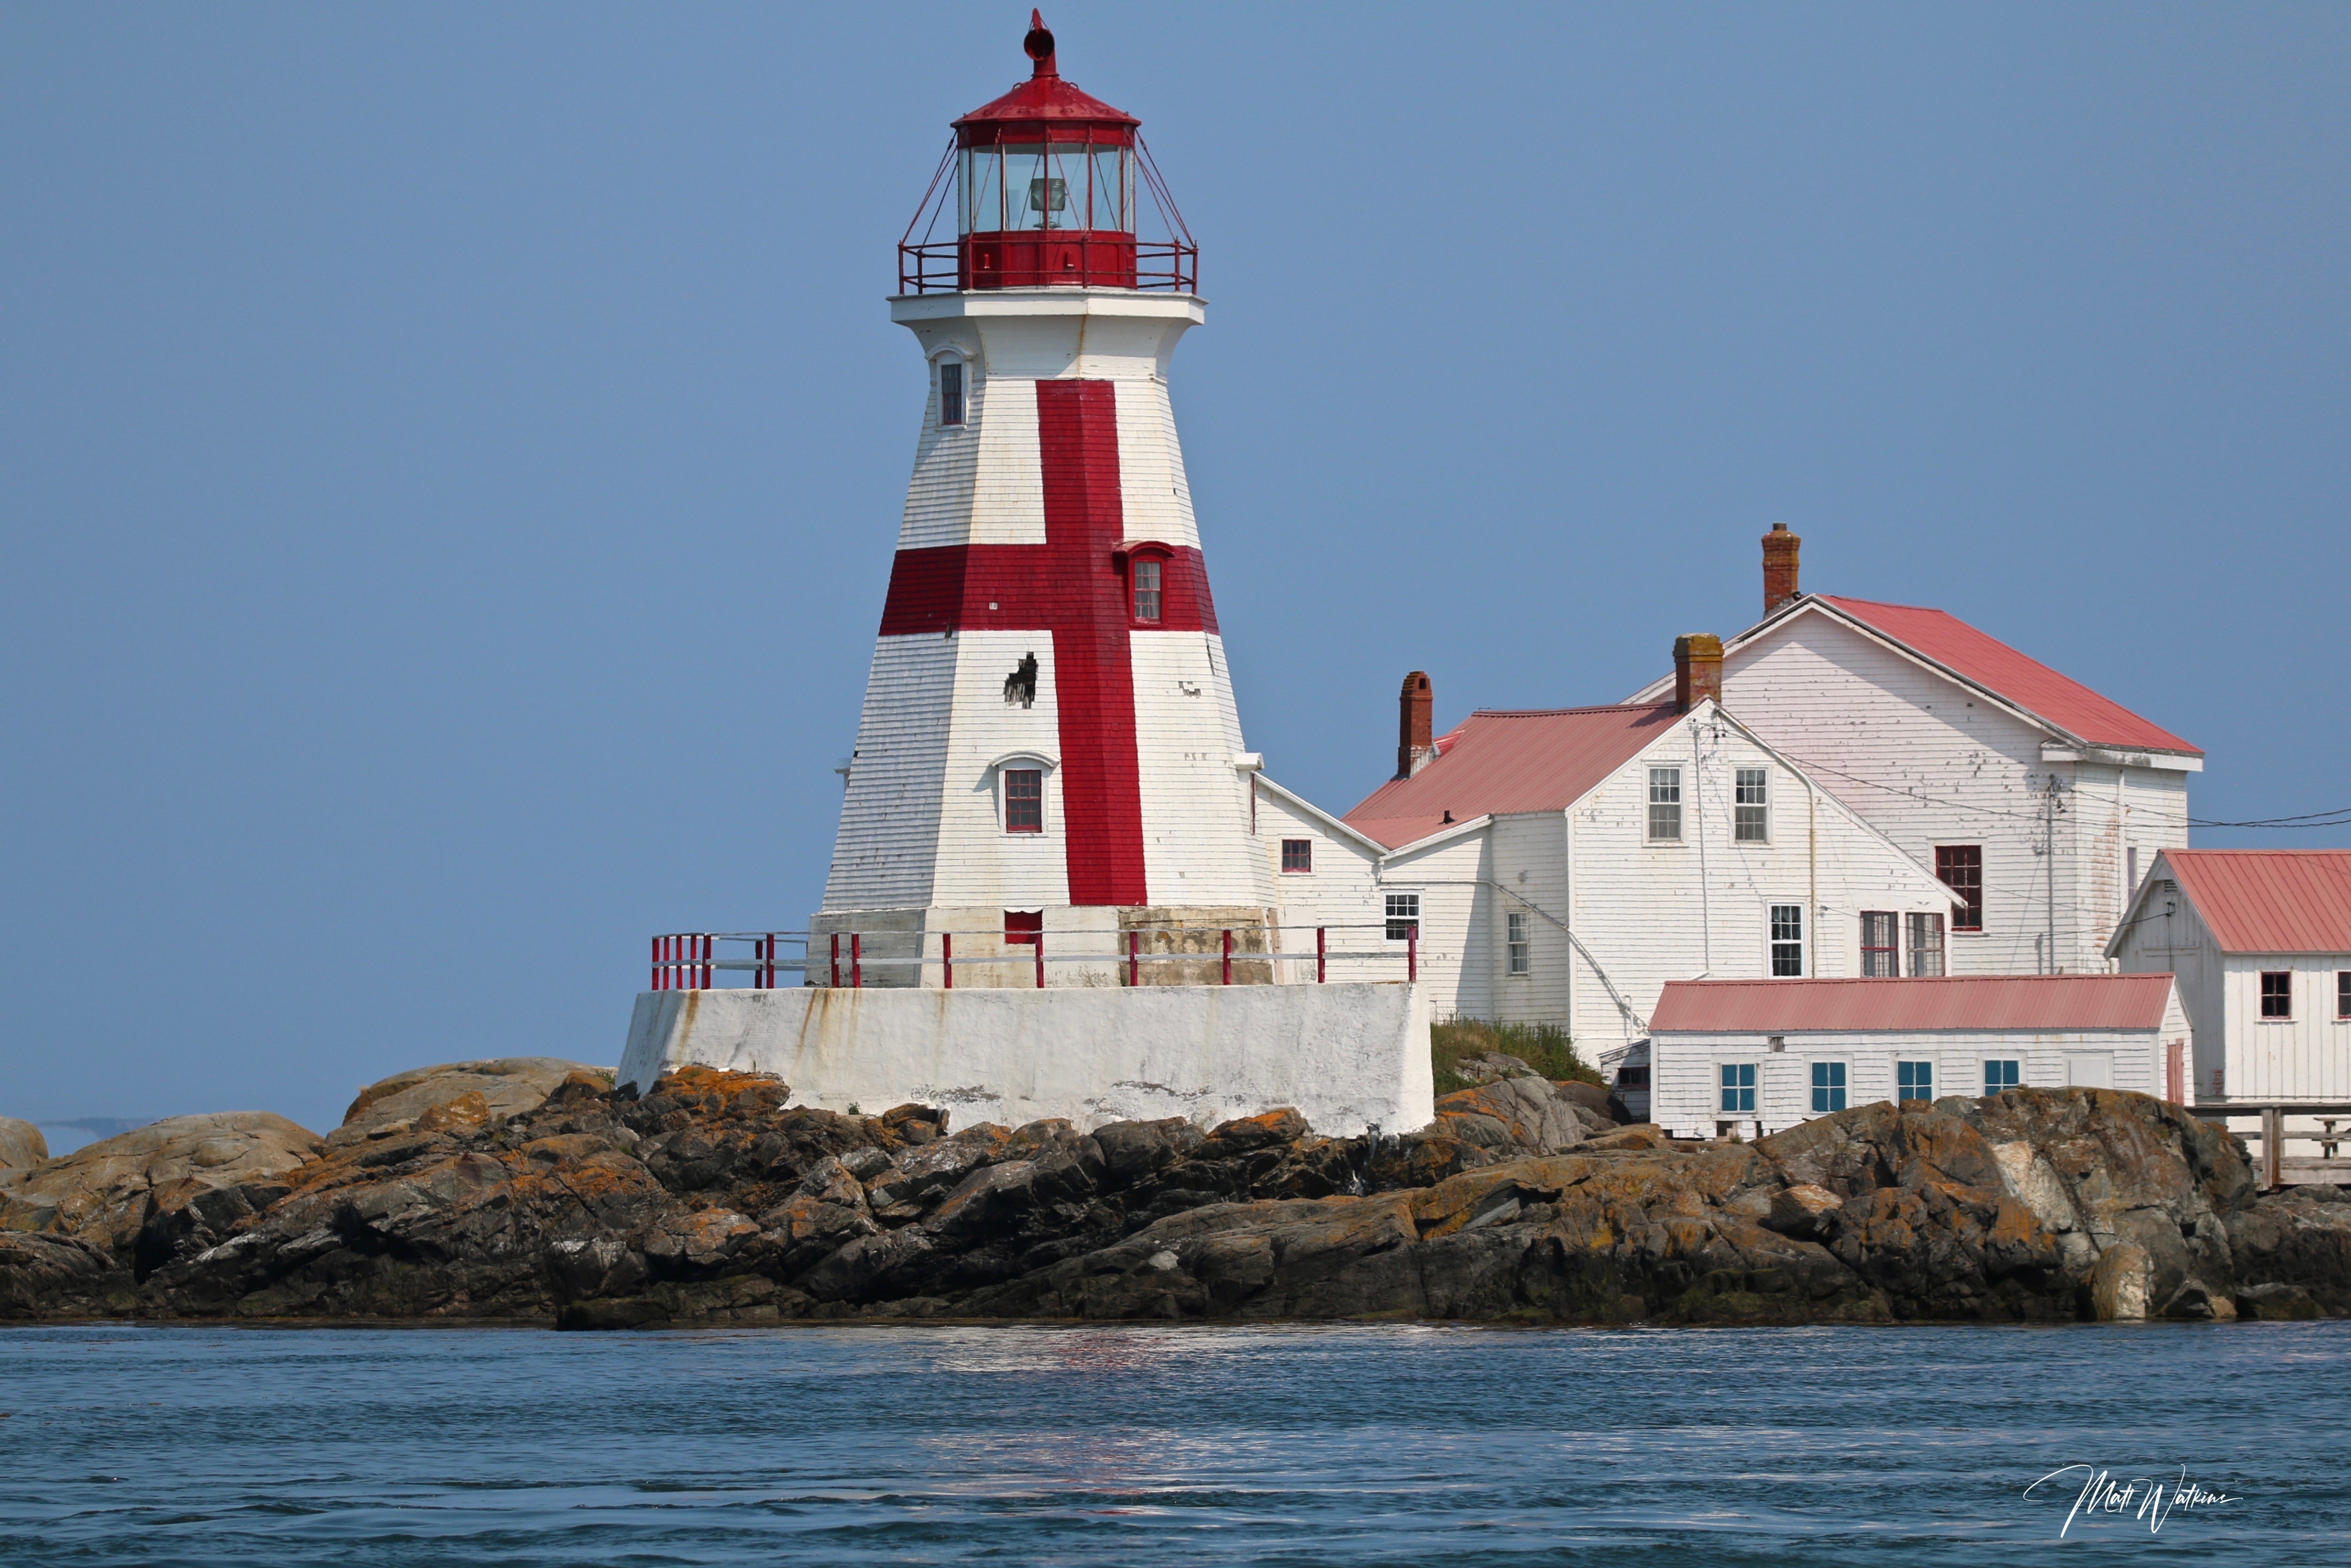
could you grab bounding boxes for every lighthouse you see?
[818,14,1272,983]
[622,18,1429,1137]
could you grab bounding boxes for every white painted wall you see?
[1651,610,2193,976]
[618,982,1434,1138]
[1650,1023,2168,1140]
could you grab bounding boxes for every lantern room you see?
[898,13,1197,293]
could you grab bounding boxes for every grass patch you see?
[1431,1019,1602,1096]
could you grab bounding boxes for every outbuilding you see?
[1645,972,2188,1140]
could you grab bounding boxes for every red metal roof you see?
[1342,704,1682,849]
[2158,850,2351,954]
[956,15,1139,142]
[1816,595,2199,756]
[1650,974,2178,1034]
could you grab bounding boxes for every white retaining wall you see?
[618,982,1433,1138]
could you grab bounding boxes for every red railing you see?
[897,236,1197,295]
[649,932,808,990]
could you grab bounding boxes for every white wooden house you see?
[2108,849,2351,1105]
[1646,973,2187,1140]
[1626,527,2202,976]
[1253,648,1962,1054]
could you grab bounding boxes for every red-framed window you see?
[1281,838,1312,873]
[1860,912,1897,977]
[2261,971,2292,1019]
[1936,846,1983,931]
[1131,557,1161,623]
[1004,910,1043,947]
[1004,768,1043,833]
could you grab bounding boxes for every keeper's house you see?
[2108,849,2351,1105]
[1645,973,2188,1140]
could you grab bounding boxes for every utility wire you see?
[2187,807,2351,829]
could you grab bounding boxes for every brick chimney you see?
[1396,670,1435,778]
[1673,635,1723,713]
[1762,522,1801,618]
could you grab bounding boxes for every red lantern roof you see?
[953,11,1140,146]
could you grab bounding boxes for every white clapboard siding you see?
[1651,1024,2169,1140]
[1706,612,2191,976]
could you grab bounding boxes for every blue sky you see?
[4,3,2345,1141]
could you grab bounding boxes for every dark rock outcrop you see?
[2,1069,2344,1326]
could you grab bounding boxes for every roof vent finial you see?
[1024,10,1057,77]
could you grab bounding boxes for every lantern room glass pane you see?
[960,148,1002,234]
[1002,144,1090,230]
[1090,147,1128,231]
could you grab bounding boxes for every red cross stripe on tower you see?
[877,379,1219,906]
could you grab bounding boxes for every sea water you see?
[1,1320,2343,1566]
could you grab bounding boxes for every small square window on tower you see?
[1131,558,1161,622]
[1281,838,1312,873]
[2261,971,2292,1019]
[1003,768,1043,833]
[1003,910,1042,946]
[939,360,965,427]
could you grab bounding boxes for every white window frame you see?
[1506,909,1530,976]
[1385,892,1421,942]
[1647,766,1683,843]
[1907,911,1946,977]
[1896,1058,1935,1103]
[1769,902,1806,977]
[936,354,968,428]
[1809,1058,1848,1114]
[1719,1061,1757,1114]
[1983,1058,2022,1095]
[989,752,1056,837]
[1733,766,1770,843]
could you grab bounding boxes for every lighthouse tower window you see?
[1004,769,1043,833]
[938,360,965,427]
[1131,559,1161,622]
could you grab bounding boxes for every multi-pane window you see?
[1897,1060,1934,1102]
[2340,971,2351,1020]
[2261,971,2292,1019]
[1984,1059,2021,1095]
[1647,767,1682,841]
[1131,558,1162,622]
[1720,1062,1756,1113]
[1280,838,1312,873]
[1811,1061,1846,1113]
[1935,846,1983,931]
[1385,893,1420,942]
[1003,768,1043,833]
[1860,912,1898,977]
[1734,767,1769,842]
[1506,911,1530,976]
[1907,912,1946,977]
[1770,904,1805,976]
[939,360,965,427]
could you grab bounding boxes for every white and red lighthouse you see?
[817,15,1272,980]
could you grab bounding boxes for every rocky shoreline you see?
[4,1057,2348,1328]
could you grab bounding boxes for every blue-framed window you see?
[1720,1062,1756,1113]
[1897,1060,1934,1102]
[1984,1059,2020,1095]
[1811,1061,1846,1113]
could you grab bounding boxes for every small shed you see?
[1646,973,2187,1140]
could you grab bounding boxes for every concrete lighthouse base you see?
[618,983,1433,1138]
